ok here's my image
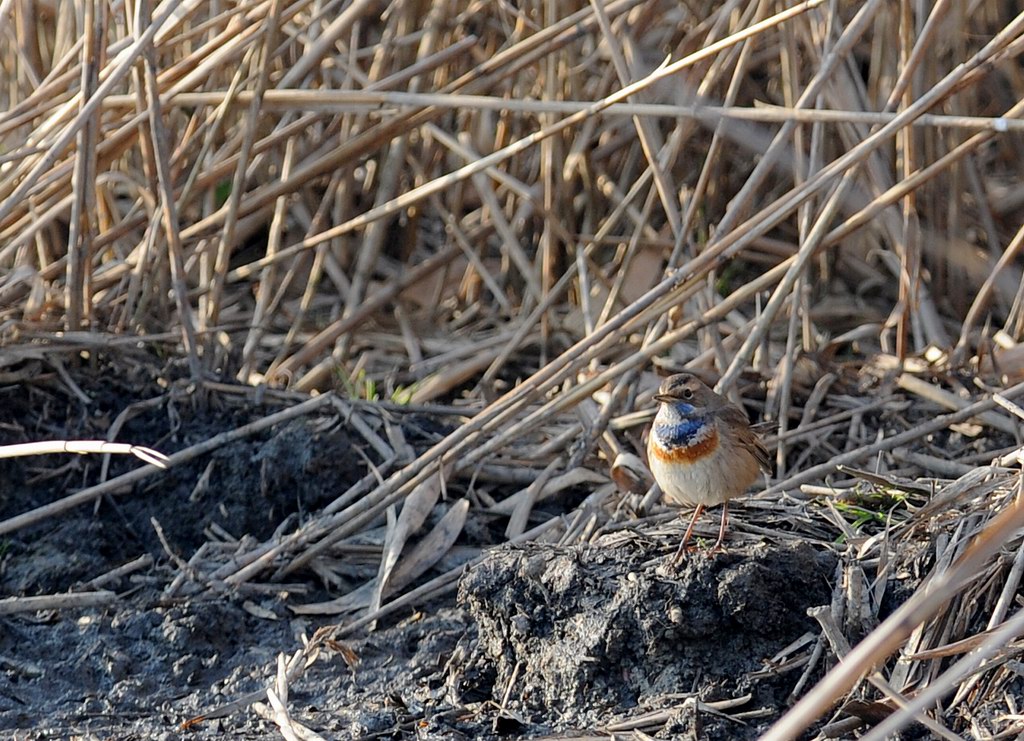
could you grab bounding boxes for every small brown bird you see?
[647,373,771,556]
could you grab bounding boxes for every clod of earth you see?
[446,539,836,738]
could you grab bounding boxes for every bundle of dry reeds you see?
[4,0,1024,737]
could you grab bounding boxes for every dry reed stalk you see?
[87,89,1024,131]
[139,0,202,380]
[4,3,1024,735]
[0,591,118,614]
[764,476,1024,740]
[203,0,282,343]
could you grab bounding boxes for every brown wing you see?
[749,420,777,436]
[717,404,773,474]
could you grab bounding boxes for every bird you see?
[646,372,771,558]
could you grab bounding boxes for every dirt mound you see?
[448,539,836,738]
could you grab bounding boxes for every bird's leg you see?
[711,501,729,552]
[672,504,705,562]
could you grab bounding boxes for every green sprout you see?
[832,485,909,536]
[215,180,232,207]
[390,384,415,405]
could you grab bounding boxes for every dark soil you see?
[447,540,836,738]
[0,356,839,739]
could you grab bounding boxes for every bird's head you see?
[653,373,720,414]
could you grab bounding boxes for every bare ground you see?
[0,355,862,740]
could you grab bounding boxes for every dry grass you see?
[4,0,1024,737]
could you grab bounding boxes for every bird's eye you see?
[682,388,693,399]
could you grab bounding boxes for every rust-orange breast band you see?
[650,428,719,464]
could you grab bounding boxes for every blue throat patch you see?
[654,405,708,448]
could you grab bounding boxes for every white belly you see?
[647,431,761,505]
[648,445,741,507]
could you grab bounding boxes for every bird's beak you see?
[653,393,675,404]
